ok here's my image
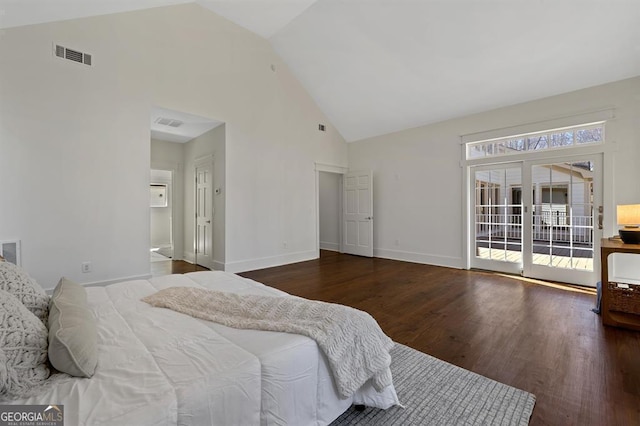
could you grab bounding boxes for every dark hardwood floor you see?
[236,250,640,426]
[157,252,640,425]
[150,259,209,276]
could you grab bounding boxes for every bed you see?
[0,269,399,425]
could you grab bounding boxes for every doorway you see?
[149,106,225,270]
[470,154,602,286]
[150,169,173,262]
[316,164,374,258]
[318,171,342,253]
[316,164,347,256]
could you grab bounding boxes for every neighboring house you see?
[0,3,638,289]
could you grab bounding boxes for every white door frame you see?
[195,155,214,269]
[315,162,348,257]
[462,108,617,272]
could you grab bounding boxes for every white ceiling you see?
[151,106,222,143]
[270,0,640,141]
[0,0,193,30]
[196,0,318,39]
[3,0,640,142]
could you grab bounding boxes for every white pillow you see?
[0,261,49,325]
[48,277,98,377]
[0,289,50,398]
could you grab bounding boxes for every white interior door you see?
[195,163,214,269]
[343,171,373,257]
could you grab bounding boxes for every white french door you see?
[471,163,524,275]
[471,154,602,286]
[524,155,602,286]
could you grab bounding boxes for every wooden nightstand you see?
[600,238,640,331]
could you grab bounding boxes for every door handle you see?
[365,216,373,220]
[206,220,211,224]
[598,206,603,230]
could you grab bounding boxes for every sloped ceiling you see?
[0,0,193,30]
[197,0,318,39]
[2,0,639,142]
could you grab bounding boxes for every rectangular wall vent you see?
[0,240,21,266]
[155,117,184,128]
[54,44,93,67]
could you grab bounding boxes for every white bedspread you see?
[4,271,399,425]
[142,286,394,399]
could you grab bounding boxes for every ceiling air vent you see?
[54,44,92,66]
[155,117,184,128]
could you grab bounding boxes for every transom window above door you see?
[466,122,604,160]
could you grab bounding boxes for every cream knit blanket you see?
[142,287,394,399]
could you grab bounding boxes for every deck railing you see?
[475,205,593,244]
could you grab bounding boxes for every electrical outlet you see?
[81,262,92,273]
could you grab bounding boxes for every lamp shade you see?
[617,204,640,226]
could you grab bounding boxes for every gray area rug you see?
[331,343,536,425]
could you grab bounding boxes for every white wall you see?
[319,172,341,251]
[348,76,640,279]
[183,124,226,269]
[0,26,150,289]
[0,3,347,289]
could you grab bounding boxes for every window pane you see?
[506,138,525,151]
[576,127,603,144]
[474,167,522,264]
[486,143,493,155]
[468,144,485,158]
[527,135,548,151]
[551,131,573,147]
[466,124,603,159]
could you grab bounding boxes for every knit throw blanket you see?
[142,287,394,399]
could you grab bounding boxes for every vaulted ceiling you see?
[2,0,639,142]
